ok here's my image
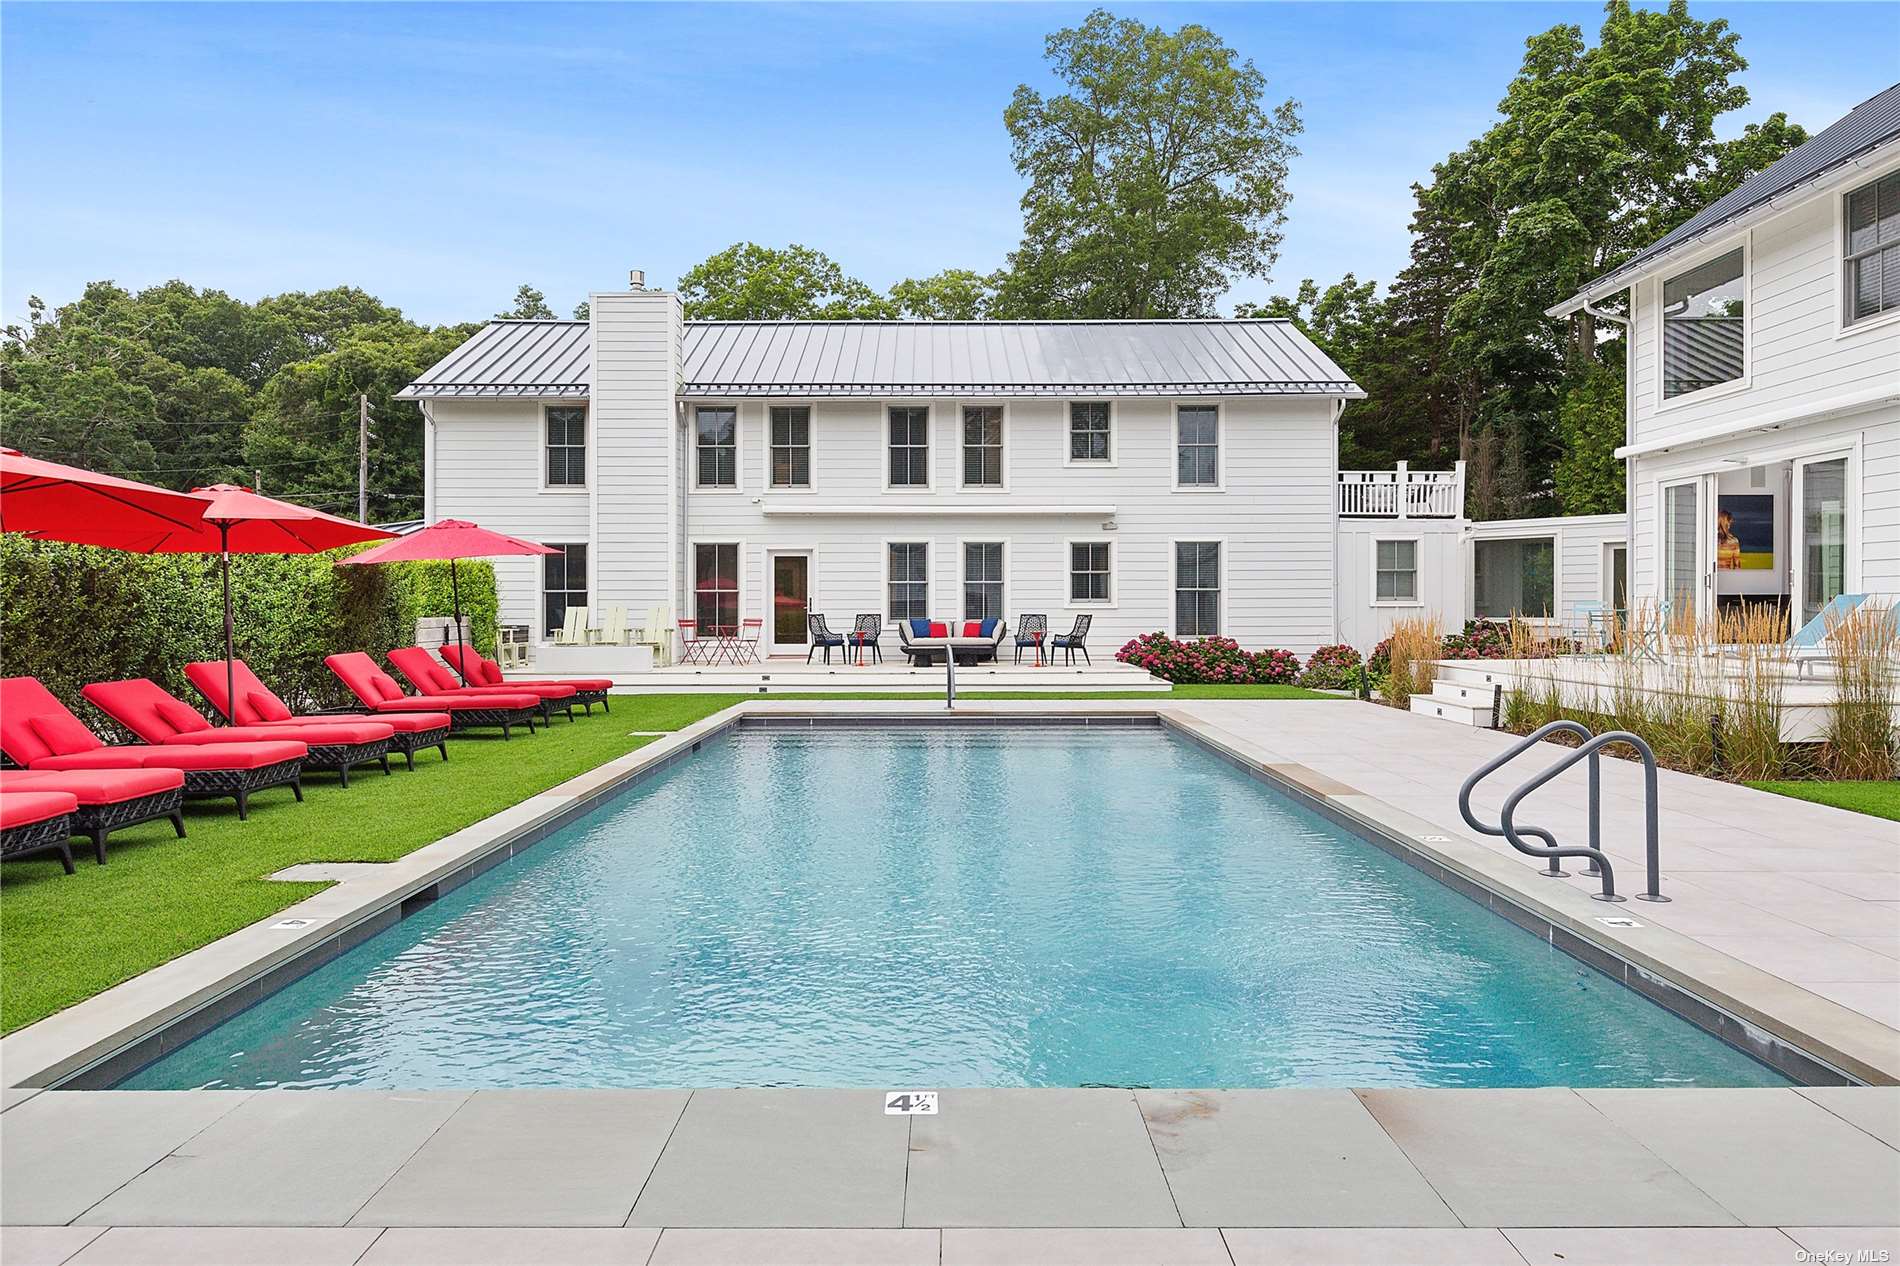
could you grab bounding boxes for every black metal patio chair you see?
[807,614,848,664]
[1051,613,1093,665]
[1013,614,1048,665]
[849,614,884,664]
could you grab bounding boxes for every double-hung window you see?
[1070,542,1111,603]
[770,406,811,488]
[1661,248,1745,399]
[963,542,1004,619]
[1174,541,1221,635]
[1473,537,1555,619]
[887,543,928,621]
[545,406,586,486]
[542,543,588,636]
[1069,402,1111,462]
[889,406,929,487]
[962,406,1003,487]
[693,543,739,634]
[695,407,736,489]
[1374,539,1419,604]
[1176,406,1219,487]
[1844,172,1900,326]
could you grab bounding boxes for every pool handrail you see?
[1459,720,1603,879]
[1500,730,1669,904]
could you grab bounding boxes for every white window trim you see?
[957,402,1010,492]
[760,543,819,652]
[1834,155,1900,338]
[1654,236,1751,412]
[767,402,819,494]
[957,537,1009,623]
[538,540,590,638]
[1063,400,1117,468]
[882,402,935,492]
[691,402,744,494]
[685,537,748,630]
[541,404,589,492]
[1370,534,1423,608]
[882,538,931,625]
[1064,537,1118,609]
[1169,537,1225,637]
[1171,401,1224,492]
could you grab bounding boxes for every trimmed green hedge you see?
[0,537,496,717]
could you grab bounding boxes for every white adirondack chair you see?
[593,604,631,646]
[552,606,590,646]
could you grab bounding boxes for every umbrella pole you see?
[220,523,235,727]
[450,557,468,683]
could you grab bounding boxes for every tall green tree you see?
[497,284,556,320]
[997,9,1300,318]
[677,244,896,320]
[888,269,1000,320]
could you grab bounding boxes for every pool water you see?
[125,726,1786,1090]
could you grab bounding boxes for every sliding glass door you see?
[1795,455,1850,627]
[1661,479,1706,618]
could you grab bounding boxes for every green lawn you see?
[0,684,1334,1033]
[1744,780,1900,822]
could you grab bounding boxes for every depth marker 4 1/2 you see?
[884,1091,938,1115]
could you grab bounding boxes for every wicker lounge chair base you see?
[182,758,304,819]
[301,737,393,786]
[2,807,76,873]
[71,787,186,863]
[384,721,452,769]
[446,706,540,739]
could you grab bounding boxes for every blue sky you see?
[3,2,1892,327]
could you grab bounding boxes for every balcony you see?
[1338,462,1465,519]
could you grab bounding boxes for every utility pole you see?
[357,393,372,523]
[253,469,263,495]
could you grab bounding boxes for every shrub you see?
[1439,619,1515,660]
[1297,643,1362,690]
[1116,633,1302,685]
[1824,603,1899,780]
[0,536,497,716]
[1380,615,1442,709]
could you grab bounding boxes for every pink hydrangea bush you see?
[1296,643,1362,689]
[1115,632,1303,685]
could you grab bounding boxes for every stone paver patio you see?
[3,698,1896,1262]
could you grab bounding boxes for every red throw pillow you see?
[155,695,210,734]
[477,659,504,686]
[370,675,402,701]
[928,622,948,638]
[29,711,101,755]
[962,622,982,637]
[247,690,292,722]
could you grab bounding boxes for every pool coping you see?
[1,699,1892,1090]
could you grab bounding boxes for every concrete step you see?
[1428,677,1503,709]
[1410,689,1495,727]
[1432,659,1518,690]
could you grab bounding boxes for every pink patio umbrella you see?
[1,447,209,547]
[337,520,556,683]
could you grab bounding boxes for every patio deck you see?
[528,655,1168,693]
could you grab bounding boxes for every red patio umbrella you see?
[1,447,209,548]
[337,520,556,683]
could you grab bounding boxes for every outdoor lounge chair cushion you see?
[330,652,540,713]
[1,790,77,831]
[439,645,606,693]
[247,691,292,722]
[0,680,308,774]
[1,766,185,805]
[82,679,380,748]
[28,710,103,757]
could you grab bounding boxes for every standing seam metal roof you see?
[400,319,1363,400]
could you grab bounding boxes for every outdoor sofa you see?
[895,618,1006,667]
[438,644,611,714]
[183,659,452,770]
[0,767,185,865]
[387,647,577,725]
[326,653,542,740]
[0,677,306,820]
[82,678,394,787]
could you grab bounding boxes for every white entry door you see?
[1660,476,1712,621]
[767,551,812,656]
[1791,453,1852,628]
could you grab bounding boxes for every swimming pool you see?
[124,724,1787,1090]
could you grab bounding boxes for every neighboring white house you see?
[403,308,1372,659]
[1548,81,1900,631]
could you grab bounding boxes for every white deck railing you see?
[1337,461,1465,519]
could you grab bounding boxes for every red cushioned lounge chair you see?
[326,652,541,740]
[438,644,610,715]
[183,659,451,771]
[0,767,185,865]
[0,677,305,820]
[386,647,575,724]
[82,678,393,788]
[2,789,79,874]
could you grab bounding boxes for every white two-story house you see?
[1548,81,1900,631]
[403,303,1366,660]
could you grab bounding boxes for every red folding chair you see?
[677,619,708,664]
[738,618,763,663]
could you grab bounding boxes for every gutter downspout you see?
[420,400,438,524]
[1330,397,1344,647]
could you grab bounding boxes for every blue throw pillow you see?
[909,618,933,638]
[979,618,998,637]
